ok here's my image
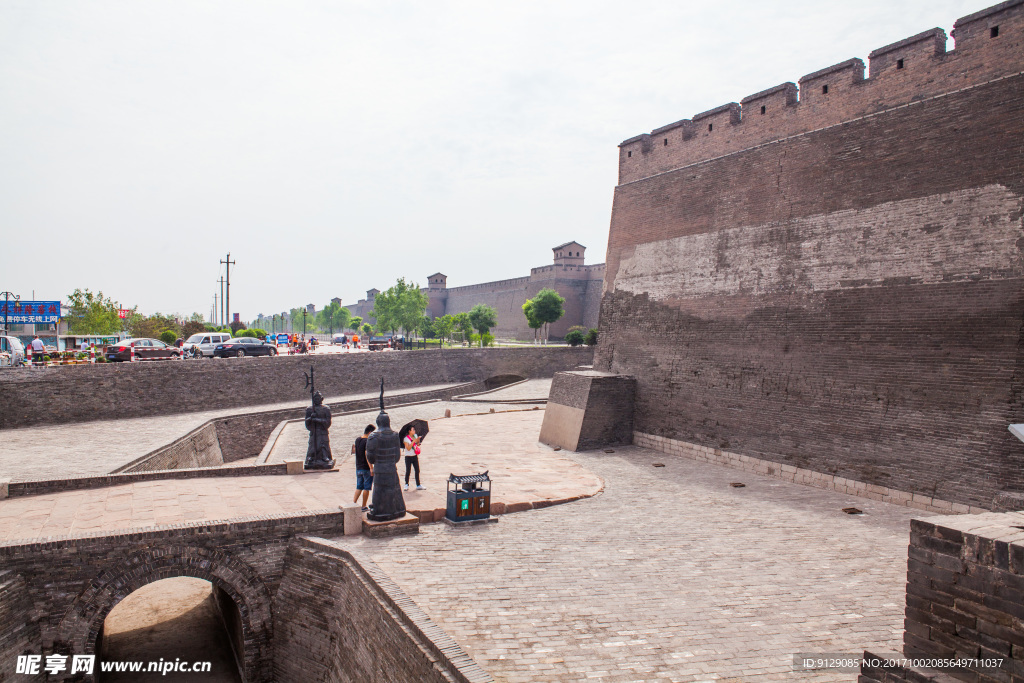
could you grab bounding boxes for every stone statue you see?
[366,378,406,521]
[304,385,335,470]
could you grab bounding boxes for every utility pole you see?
[220,253,236,329]
[218,278,225,327]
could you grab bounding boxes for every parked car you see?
[105,338,182,362]
[0,336,26,367]
[182,332,232,358]
[213,337,278,358]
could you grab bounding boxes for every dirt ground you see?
[101,577,241,682]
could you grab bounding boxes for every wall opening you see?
[897,58,904,69]
[99,577,242,682]
[822,84,829,94]
[991,25,999,37]
[760,105,766,114]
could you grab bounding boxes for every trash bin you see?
[446,472,491,522]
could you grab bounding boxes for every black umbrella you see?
[399,419,429,444]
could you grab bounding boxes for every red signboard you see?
[117,309,131,319]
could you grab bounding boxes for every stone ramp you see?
[453,378,552,403]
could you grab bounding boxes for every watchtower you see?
[553,242,585,266]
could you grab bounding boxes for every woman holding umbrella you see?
[400,419,429,491]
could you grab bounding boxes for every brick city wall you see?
[617,1,1024,184]
[859,511,1024,682]
[0,347,592,429]
[274,537,491,683]
[438,266,605,340]
[0,510,348,682]
[595,2,1024,511]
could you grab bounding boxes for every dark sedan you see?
[213,337,278,358]
[105,338,182,362]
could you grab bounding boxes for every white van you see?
[183,333,232,358]
[0,336,25,367]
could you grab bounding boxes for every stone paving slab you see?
[0,410,601,543]
[339,436,922,682]
[0,383,459,482]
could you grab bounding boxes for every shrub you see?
[584,328,598,346]
[96,356,107,363]
[564,328,586,346]
[159,330,177,345]
[481,333,495,347]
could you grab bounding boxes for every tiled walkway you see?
[341,439,920,682]
[0,411,601,543]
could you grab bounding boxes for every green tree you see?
[362,323,373,336]
[530,288,565,343]
[290,307,315,333]
[522,299,543,344]
[565,325,586,347]
[182,320,206,339]
[159,330,177,345]
[433,314,454,347]
[418,315,436,340]
[371,278,429,335]
[349,316,363,332]
[584,328,598,346]
[66,289,122,334]
[468,304,498,346]
[316,301,350,336]
[452,312,473,344]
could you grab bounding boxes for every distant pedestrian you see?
[30,335,44,364]
[352,424,376,511]
[403,425,425,491]
[79,339,89,352]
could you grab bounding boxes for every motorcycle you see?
[182,344,203,360]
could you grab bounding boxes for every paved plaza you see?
[0,400,921,681]
[340,411,919,683]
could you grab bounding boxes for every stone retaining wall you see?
[274,537,492,682]
[0,347,592,429]
[859,511,1024,682]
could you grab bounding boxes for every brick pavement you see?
[0,383,458,482]
[340,435,922,682]
[0,411,601,543]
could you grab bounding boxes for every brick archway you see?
[55,545,273,682]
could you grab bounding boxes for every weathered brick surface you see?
[274,537,491,682]
[124,421,224,472]
[0,347,592,429]
[617,4,1024,184]
[0,511,348,681]
[0,571,39,677]
[597,32,1024,510]
[858,511,1024,682]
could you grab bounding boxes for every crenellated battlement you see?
[619,0,1024,185]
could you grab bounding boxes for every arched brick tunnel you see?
[54,545,273,682]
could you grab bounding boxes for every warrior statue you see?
[366,377,406,521]
[303,366,335,470]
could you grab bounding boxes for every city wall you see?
[0,347,592,429]
[595,0,1024,511]
[439,265,605,340]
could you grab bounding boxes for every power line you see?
[220,253,236,327]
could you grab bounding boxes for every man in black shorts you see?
[352,424,376,511]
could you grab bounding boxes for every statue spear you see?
[303,365,315,403]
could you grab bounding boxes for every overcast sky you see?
[0,0,985,321]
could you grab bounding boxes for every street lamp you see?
[1,291,20,336]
